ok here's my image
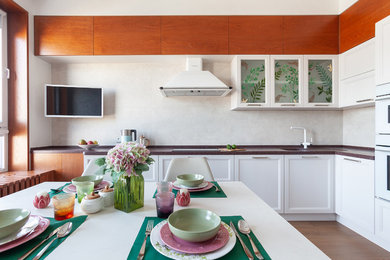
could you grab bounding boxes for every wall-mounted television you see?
[45,84,103,118]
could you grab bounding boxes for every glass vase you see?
[114,173,144,213]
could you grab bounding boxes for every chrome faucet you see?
[290,126,311,149]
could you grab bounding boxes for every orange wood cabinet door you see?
[161,16,228,54]
[229,16,284,54]
[340,0,390,53]
[32,153,84,181]
[283,16,339,54]
[94,16,161,55]
[34,16,93,55]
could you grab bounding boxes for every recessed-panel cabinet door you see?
[376,15,390,86]
[335,156,374,234]
[285,155,334,213]
[270,56,303,107]
[235,155,284,213]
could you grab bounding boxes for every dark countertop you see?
[30,145,375,160]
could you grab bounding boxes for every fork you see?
[137,220,154,260]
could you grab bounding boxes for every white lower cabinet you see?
[335,155,374,234]
[284,155,334,213]
[158,155,234,181]
[375,198,390,244]
[235,155,284,213]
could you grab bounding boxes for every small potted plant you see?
[96,142,154,213]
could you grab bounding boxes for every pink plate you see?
[0,215,50,253]
[65,180,111,193]
[160,223,229,254]
[172,181,213,193]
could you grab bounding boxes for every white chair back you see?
[164,157,215,182]
[82,158,112,182]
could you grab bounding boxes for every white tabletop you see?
[0,182,329,260]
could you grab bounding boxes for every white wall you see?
[343,106,375,148]
[50,61,343,145]
[15,0,339,15]
[339,0,358,13]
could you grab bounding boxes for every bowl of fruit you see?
[78,139,98,150]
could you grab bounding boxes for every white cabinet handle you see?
[251,156,269,159]
[343,158,361,163]
[356,98,374,103]
[301,156,318,159]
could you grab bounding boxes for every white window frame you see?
[0,9,8,172]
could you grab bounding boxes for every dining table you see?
[0,181,330,260]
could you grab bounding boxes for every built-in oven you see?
[376,83,390,134]
[375,142,390,201]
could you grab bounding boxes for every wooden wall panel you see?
[34,16,93,55]
[283,16,339,54]
[229,16,283,54]
[32,153,84,181]
[340,0,390,53]
[0,1,29,171]
[161,16,228,54]
[94,16,161,55]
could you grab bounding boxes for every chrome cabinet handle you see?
[251,156,269,159]
[343,158,361,163]
[281,104,296,106]
[247,103,262,106]
[356,98,374,103]
[314,104,330,106]
[301,156,318,159]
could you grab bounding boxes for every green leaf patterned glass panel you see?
[274,60,299,103]
[241,60,266,103]
[308,60,333,103]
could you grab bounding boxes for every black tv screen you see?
[45,84,103,117]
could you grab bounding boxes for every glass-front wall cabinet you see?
[271,56,303,107]
[304,56,337,107]
[231,55,338,110]
[231,56,269,109]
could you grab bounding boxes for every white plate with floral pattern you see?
[150,220,236,260]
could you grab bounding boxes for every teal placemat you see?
[49,183,71,198]
[0,215,88,260]
[128,216,271,260]
[153,182,226,198]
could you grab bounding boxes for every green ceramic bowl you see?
[175,174,204,187]
[168,208,221,242]
[72,175,103,186]
[0,208,30,239]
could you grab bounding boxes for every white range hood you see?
[160,58,232,97]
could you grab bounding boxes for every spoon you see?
[33,222,73,260]
[238,220,264,260]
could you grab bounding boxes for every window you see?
[0,10,7,171]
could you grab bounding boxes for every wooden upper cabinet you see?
[34,16,93,56]
[94,16,161,55]
[340,0,390,53]
[161,16,228,54]
[283,16,339,54]
[229,16,283,54]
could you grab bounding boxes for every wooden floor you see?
[290,221,390,260]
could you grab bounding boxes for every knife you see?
[18,226,61,260]
[230,221,254,260]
